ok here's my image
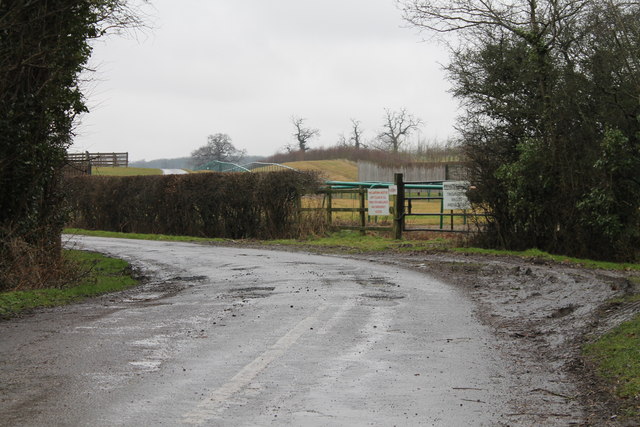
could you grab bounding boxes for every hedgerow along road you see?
[1,236,515,425]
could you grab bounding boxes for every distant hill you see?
[130,157,192,169]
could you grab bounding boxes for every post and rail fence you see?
[65,152,129,174]
[305,173,488,239]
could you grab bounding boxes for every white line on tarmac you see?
[183,302,330,425]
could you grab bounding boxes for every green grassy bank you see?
[585,314,640,417]
[0,250,138,318]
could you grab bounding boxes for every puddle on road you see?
[169,275,208,282]
[123,293,166,302]
[232,286,276,292]
[356,276,397,288]
[361,293,405,300]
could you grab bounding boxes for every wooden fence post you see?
[394,173,404,240]
[326,191,333,226]
[359,189,366,235]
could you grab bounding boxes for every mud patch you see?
[361,293,405,300]
[356,276,396,288]
[353,250,639,425]
[230,286,276,299]
[548,305,578,319]
[170,275,208,282]
[232,286,276,292]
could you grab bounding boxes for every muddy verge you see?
[378,251,640,426]
[223,241,639,425]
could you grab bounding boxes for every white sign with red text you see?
[367,188,390,215]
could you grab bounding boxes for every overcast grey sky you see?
[72,0,458,161]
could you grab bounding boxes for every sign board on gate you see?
[443,181,471,210]
[367,188,390,215]
[388,185,398,196]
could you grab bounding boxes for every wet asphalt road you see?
[0,236,512,426]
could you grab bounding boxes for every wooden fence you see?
[357,160,467,182]
[66,152,128,168]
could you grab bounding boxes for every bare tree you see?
[337,119,365,148]
[377,108,422,153]
[190,133,246,168]
[336,133,348,147]
[291,116,320,152]
[400,0,589,43]
[349,118,364,149]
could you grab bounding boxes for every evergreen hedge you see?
[65,171,319,239]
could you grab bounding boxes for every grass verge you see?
[0,250,138,318]
[66,228,640,272]
[453,247,640,271]
[66,228,454,252]
[64,228,222,243]
[585,315,640,417]
[268,230,456,252]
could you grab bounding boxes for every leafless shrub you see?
[0,231,84,292]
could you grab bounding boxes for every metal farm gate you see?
[315,173,487,238]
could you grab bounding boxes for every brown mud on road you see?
[357,250,640,426]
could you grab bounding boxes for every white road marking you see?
[315,297,357,336]
[183,302,330,425]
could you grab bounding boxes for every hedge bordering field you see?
[65,171,319,239]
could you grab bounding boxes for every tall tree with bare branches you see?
[291,116,320,152]
[377,108,422,153]
[350,119,365,150]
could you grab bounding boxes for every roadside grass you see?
[267,230,456,252]
[64,228,223,243]
[608,277,640,304]
[65,228,640,271]
[65,228,454,252]
[453,247,640,271]
[585,315,640,417]
[92,166,163,176]
[0,250,138,318]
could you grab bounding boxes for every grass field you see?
[282,159,358,181]
[93,167,163,176]
[91,160,357,180]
